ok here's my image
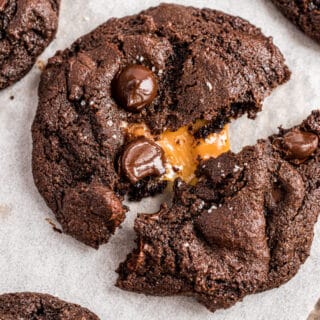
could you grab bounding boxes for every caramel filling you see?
[126,121,230,183]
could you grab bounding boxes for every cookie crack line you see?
[32,3,290,248]
[117,110,320,312]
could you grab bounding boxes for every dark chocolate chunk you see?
[0,292,99,319]
[113,64,158,112]
[61,182,126,248]
[68,52,96,101]
[282,129,318,159]
[0,0,60,89]
[32,3,290,248]
[117,110,320,313]
[122,137,165,184]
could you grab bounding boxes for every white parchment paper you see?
[0,1,320,319]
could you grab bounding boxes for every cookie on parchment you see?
[32,3,290,248]
[0,0,60,89]
[0,292,99,319]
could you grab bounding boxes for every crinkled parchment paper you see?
[0,1,320,319]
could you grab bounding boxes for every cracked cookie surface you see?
[271,0,320,43]
[0,292,99,319]
[32,3,290,248]
[117,110,320,312]
[0,0,60,89]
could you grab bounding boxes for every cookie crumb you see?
[0,204,11,217]
[36,60,46,71]
[45,218,62,233]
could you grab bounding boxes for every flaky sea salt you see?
[206,81,213,91]
[233,165,241,172]
[208,205,217,213]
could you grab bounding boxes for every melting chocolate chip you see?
[113,64,158,112]
[282,129,318,160]
[122,137,165,184]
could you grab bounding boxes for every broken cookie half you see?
[117,110,320,312]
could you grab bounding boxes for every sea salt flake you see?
[206,81,213,91]
[198,201,205,210]
[208,205,217,213]
[233,165,241,172]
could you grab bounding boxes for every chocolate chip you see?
[68,52,96,101]
[113,64,158,112]
[122,137,165,184]
[282,129,318,160]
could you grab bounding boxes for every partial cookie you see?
[0,0,60,89]
[117,110,320,312]
[32,3,290,248]
[0,292,99,319]
[271,0,320,43]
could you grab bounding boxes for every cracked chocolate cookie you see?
[0,0,60,90]
[0,292,99,319]
[117,110,320,312]
[271,0,320,43]
[32,3,290,248]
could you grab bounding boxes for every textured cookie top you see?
[271,0,320,43]
[0,292,99,319]
[117,110,320,312]
[0,0,60,89]
[32,3,290,248]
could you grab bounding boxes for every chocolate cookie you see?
[0,0,60,90]
[271,0,320,43]
[0,292,99,319]
[32,3,290,248]
[117,110,320,312]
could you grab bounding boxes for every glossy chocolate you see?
[283,129,318,160]
[122,137,165,184]
[113,64,158,112]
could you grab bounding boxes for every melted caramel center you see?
[126,121,230,183]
